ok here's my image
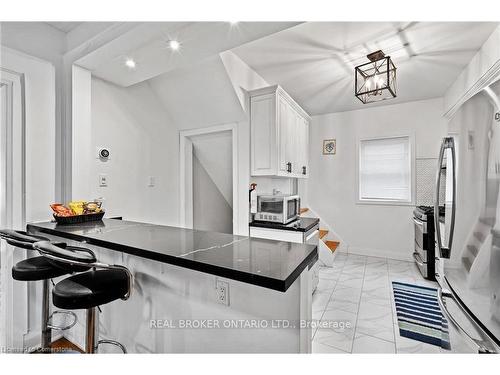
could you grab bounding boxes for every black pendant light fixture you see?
[354,50,397,104]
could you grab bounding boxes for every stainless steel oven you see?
[255,194,300,224]
[413,206,436,280]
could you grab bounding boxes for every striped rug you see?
[392,281,451,349]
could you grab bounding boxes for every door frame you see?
[179,123,238,234]
[0,67,27,350]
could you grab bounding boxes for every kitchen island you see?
[27,219,317,353]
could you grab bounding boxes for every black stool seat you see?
[52,270,129,310]
[12,256,69,281]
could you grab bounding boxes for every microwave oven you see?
[255,194,301,224]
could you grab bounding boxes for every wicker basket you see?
[53,211,105,225]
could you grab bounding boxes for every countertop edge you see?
[27,223,318,293]
[249,218,320,232]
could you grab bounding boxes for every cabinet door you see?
[291,108,302,176]
[251,94,277,176]
[278,95,293,175]
[298,116,309,178]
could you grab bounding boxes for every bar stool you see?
[33,240,133,354]
[0,229,80,352]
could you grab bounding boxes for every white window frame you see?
[356,134,416,206]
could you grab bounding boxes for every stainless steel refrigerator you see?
[435,79,500,353]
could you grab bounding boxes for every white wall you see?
[307,98,447,260]
[148,56,246,130]
[1,22,67,201]
[191,131,233,207]
[0,47,56,223]
[72,66,92,200]
[444,25,500,118]
[0,46,56,347]
[193,153,233,234]
[90,77,180,225]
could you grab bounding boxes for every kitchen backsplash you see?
[250,176,295,196]
[416,158,445,206]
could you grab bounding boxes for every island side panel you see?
[33,233,311,353]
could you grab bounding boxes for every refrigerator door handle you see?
[434,137,457,259]
[438,278,500,353]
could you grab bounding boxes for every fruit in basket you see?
[68,201,86,215]
[50,204,74,217]
[83,201,102,214]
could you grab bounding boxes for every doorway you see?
[1,67,26,350]
[180,123,238,234]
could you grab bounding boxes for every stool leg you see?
[85,307,98,353]
[41,279,51,350]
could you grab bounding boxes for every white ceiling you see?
[232,22,499,115]
[46,22,83,33]
[76,22,299,87]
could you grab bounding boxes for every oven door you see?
[284,197,300,222]
[258,197,285,216]
[413,216,427,250]
[413,244,428,278]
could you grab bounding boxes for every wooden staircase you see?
[324,240,340,253]
[462,216,494,274]
[301,208,340,254]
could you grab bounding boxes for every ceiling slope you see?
[76,22,300,87]
[232,22,499,115]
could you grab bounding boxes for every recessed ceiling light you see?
[168,40,180,51]
[125,58,136,69]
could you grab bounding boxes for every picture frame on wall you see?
[323,139,336,155]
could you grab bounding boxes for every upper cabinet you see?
[250,85,310,179]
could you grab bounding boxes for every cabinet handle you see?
[286,162,292,173]
[302,166,306,175]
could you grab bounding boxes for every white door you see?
[0,68,27,350]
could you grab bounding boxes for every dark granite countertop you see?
[249,217,319,232]
[27,219,317,292]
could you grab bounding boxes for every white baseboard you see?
[340,246,413,262]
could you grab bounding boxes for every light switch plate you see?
[148,176,155,187]
[99,174,108,187]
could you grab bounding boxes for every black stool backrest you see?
[0,229,49,250]
[34,241,133,300]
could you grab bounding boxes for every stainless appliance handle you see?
[434,137,456,259]
[412,252,425,267]
[412,217,427,233]
[412,217,424,228]
[437,277,500,353]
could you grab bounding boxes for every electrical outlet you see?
[216,279,229,306]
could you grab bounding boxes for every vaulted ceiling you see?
[46,22,83,33]
[232,22,498,115]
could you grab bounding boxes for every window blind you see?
[359,136,411,202]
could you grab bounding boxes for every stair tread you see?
[325,240,339,253]
[479,217,495,226]
[299,208,309,214]
[467,244,479,257]
[319,229,328,239]
[474,231,486,242]
[462,257,472,272]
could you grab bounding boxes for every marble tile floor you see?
[311,253,472,354]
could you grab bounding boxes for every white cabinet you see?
[250,85,310,178]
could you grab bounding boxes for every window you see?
[358,136,412,203]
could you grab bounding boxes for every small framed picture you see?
[323,139,336,155]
